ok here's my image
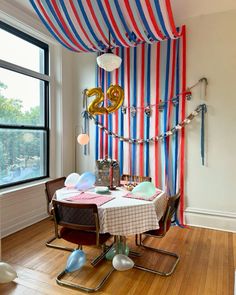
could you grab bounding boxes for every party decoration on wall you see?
[65,250,86,273]
[87,88,106,115]
[0,262,17,284]
[64,173,80,188]
[77,133,90,145]
[88,104,206,144]
[112,254,134,271]
[75,172,96,191]
[95,30,188,225]
[86,85,124,115]
[116,78,207,116]
[132,182,156,197]
[30,0,182,52]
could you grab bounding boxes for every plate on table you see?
[95,186,109,194]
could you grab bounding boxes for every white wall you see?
[73,53,97,174]
[180,9,236,231]
[0,1,76,237]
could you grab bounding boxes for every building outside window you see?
[0,21,49,188]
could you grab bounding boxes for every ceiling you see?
[6,0,236,27]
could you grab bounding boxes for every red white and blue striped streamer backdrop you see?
[30,0,186,223]
[96,28,186,224]
[30,0,182,51]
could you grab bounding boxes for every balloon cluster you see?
[106,243,134,272]
[65,172,96,191]
[105,243,129,260]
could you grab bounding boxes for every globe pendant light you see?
[96,32,122,72]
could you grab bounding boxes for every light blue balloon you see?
[65,250,86,273]
[75,172,96,190]
[132,181,156,197]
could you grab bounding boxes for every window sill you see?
[0,178,51,196]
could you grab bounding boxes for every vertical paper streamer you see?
[180,26,186,225]
[201,104,207,165]
[95,62,99,160]
[145,44,151,177]
[155,42,160,187]
[139,43,145,177]
[132,47,137,175]
[100,69,105,159]
[163,39,171,192]
[167,39,177,194]
[174,38,180,194]
[114,47,119,161]
[119,47,125,175]
[108,72,112,158]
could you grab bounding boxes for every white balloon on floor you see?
[0,262,17,283]
[112,254,134,271]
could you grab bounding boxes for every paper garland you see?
[84,104,206,144]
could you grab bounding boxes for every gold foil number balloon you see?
[106,85,124,113]
[87,87,107,115]
[86,85,124,115]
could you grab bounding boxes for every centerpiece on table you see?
[95,157,120,190]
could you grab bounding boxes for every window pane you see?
[0,68,45,126]
[0,29,45,74]
[0,129,47,187]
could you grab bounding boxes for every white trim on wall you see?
[185,207,236,233]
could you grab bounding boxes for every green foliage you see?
[0,81,43,185]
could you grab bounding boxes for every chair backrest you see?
[121,174,152,183]
[45,177,66,203]
[161,192,181,235]
[52,200,99,232]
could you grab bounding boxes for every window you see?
[0,21,49,188]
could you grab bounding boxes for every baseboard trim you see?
[1,212,48,238]
[185,207,236,233]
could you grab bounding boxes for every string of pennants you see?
[83,103,206,145]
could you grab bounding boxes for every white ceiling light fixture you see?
[96,32,122,72]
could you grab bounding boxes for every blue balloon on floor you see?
[75,172,96,190]
[65,250,86,273]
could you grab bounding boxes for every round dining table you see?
[55,186,168,237]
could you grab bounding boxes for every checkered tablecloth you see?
[56,187,168,236]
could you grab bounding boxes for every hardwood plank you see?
[0,219,235,295]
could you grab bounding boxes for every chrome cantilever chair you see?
[135,192,181,276]
[45,177,74,251]
[52,200,114,292]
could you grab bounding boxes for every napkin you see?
[65,193,115,206]
[125,190,162,201]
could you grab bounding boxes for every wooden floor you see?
[0,219,235,295]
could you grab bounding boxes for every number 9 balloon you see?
[86,85,124,115]
[106,85,124,113]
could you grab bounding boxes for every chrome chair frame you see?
[134,193,180,276]
[53,200,114,293]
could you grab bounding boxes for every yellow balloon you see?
[106,85,124,114]
[86,88,107,115]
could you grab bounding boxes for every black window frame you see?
[0,21,50,188]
